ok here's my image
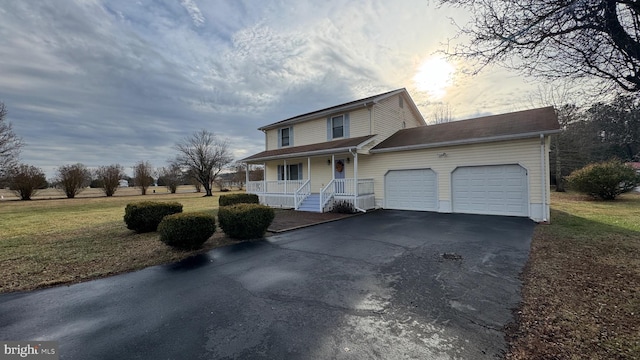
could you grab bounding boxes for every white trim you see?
[370,130,562,154]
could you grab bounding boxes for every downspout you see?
[540,134,548,223]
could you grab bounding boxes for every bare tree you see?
[440,0,640,93]
[157,163,182,194]
[56,163,92,198]
[431,103,455,124]
[95,164,124,197]
[133,161,154,195]
[8,164,47,200]
[528,85,573,192]
[0,102,24,180]
[174,130,233,197]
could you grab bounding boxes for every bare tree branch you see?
[440,0,640,93]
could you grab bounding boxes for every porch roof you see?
[242,135,376,162]
[371,106,561,153]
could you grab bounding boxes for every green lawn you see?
[0,190,241,293]
[507,192,640,359]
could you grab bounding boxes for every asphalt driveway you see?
[0,210,535,359]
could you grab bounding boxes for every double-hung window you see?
[278,127,292,148]
[278,163,302,180]
[332,115,344,139]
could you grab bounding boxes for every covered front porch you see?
[244,154,376,213]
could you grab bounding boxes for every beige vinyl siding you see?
[401,94,424,128]
[349,108,373,137]
[266,129,279,151]
[372,95,406,140]
[358,138,545,205]
[292,119,326,147]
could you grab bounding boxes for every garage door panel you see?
[452,165,528,217]
[385,169,437,211]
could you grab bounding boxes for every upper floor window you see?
[278,126,292,148]
[327,113,349,141]
[332,115,344,139]
[399,96,404,108]
[281,128,290,146]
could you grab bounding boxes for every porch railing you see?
[247,180,304,194]
[294,180,311,210]
[320,179,335,211]
[357,178,375,195]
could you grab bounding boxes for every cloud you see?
[0,0,540,178]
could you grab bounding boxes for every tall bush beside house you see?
[158,213,216,250]
[219,193,259,206]
[124,202,183,233]
[566,160,640,200]
[218,203,274,240]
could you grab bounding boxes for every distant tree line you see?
[0,120,266,200]
[551,94,640,191]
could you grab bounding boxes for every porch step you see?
[297,193,322,213]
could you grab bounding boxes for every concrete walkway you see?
[0,211,535,359]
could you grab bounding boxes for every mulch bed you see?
[267,209,355,233]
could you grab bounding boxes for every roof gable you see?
[372,106,561,152]
[259,88,424,130]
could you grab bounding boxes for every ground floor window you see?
[278,163,303,180]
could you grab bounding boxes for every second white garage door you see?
[452,165,528,217]
[385,169,437,211]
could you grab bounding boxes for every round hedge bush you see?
[218,193,260,206]
[158,212,216,250]
[124,201,183,233]
[566,160,640,200]
[218,203,275,240]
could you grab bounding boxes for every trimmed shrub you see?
[332,200,355,214]
[219,193,259,206]
[218,203,275,240]
[566,160,640,200]
[158,212,216,250]
[124,201,183,233]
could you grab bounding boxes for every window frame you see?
[280,127,291,147]
[331,115,344,139]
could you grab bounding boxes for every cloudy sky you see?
[0,0,541,178]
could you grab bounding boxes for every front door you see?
[334,159,346,193]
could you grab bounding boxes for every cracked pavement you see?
[0,210,534,359]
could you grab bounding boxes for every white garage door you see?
[452,165,528,217]
[385,169,437,211]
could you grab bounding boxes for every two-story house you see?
[242,88,560,222]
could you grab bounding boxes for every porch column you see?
[262,163,266,193]
[245,162,249,191]
[307,157,311,182]
[354,152,358,201]
[283,159,287,194]
[331,155,335,180]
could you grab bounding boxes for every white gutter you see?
[370,129,562,154]
[540,134,548,223]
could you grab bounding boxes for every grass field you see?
[3,186,640,357]
[507,191,640,359]
[0,186,242,293]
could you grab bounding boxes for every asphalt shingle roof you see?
[372,106,560,151]
[242,135,376,162]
